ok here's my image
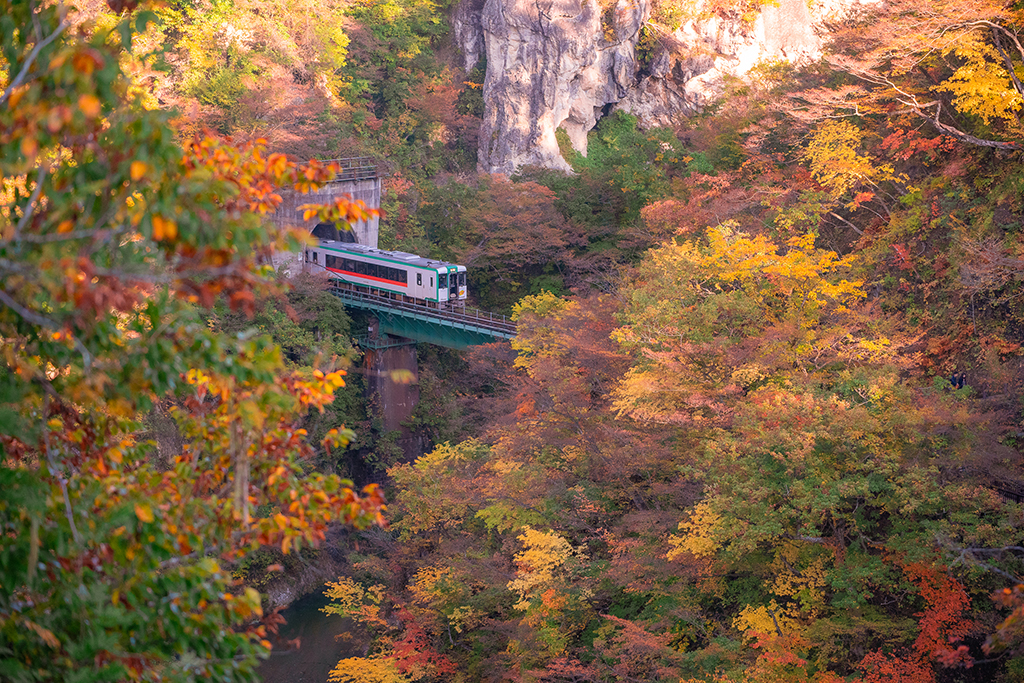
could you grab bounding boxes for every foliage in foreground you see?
[0,1,383,680]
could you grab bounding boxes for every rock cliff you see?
[458,0,857,174]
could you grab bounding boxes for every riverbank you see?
[262,528,352,611]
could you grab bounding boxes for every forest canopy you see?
[4,0,1024,681]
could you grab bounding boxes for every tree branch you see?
[992,27,1024,102]
[0,15,69,108]
[918,100,1022,150]
[0,287,93,367]
[829,211,864,236]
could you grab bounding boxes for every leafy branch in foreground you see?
[0,0,383,680]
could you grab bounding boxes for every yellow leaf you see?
[57,220,74,233]
[388,369,415,384]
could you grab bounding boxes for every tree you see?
[0,1,382,680]
[819,0,1024,150]
[610,223,875,425]
[453,175,580,309]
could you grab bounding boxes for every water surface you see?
[258,591,369,683]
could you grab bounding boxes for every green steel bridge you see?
[328,285,517,350]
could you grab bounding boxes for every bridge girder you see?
[329,289,515,350]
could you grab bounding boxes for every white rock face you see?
[462,0,858,174]
[476,0,647,174]
[620,0,822,124]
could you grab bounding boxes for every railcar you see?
[305,241,468,307]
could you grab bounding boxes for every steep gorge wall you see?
[456,0,860,174]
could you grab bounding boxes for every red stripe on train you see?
[326,267,409,288]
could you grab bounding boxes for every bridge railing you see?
[318,157,378,182]
[329,285,517,336]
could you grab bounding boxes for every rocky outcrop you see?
[461,0,857,175]
[616,0,826,126]
[476,0,647,174]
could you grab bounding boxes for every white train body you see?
[305,241,467,305]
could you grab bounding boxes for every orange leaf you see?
[8,84,29,109]
[134,502,154,523]
[24,620,60,648]
[20,137,38,159]
[130,160,147,181]
[72,49,103,74]
[78,93,101,118]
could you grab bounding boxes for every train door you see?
[438,272,449,302]
[447,267,458,301]
[456,267,466,300]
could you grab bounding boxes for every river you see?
[258,591,369,683]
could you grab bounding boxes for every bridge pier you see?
[361,321,424,461]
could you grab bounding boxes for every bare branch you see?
[0,287,93,367]
[0,15,69,108]
[829,211,864,236]
[7,226,117,245]
[0,287,61,331]
[992,27,1024,99]
[920,100,1023,150]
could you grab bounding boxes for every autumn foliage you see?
[1,1,383,680]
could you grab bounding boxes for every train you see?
[304,241,468,307]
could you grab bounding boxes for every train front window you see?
[439,274,448,288]
[458,273,465,286]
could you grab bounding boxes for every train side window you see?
[401,270,408,284]
[326,255,336,268]
[430,276,433,287]
[416,273,422,286]
[304,250,309,262]
[313,252,318,264]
